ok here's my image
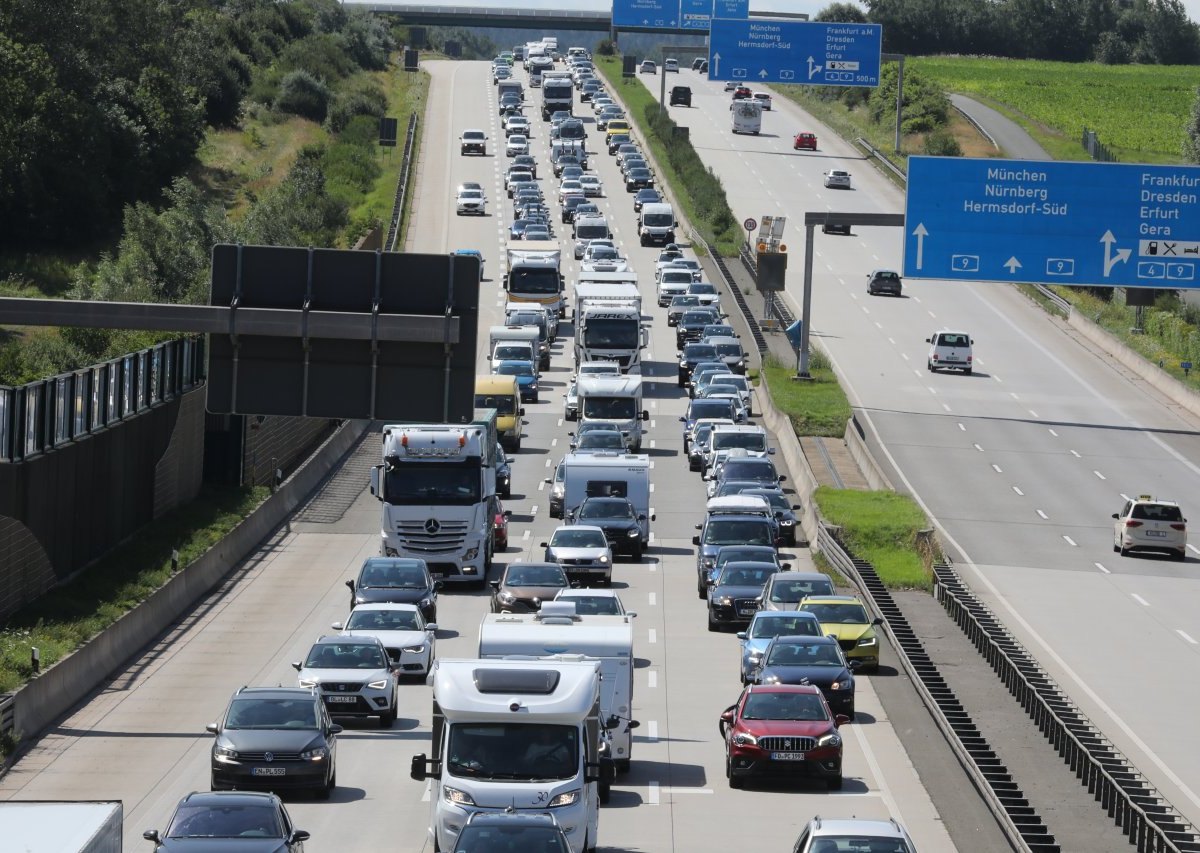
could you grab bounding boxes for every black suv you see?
[669,86,692,107]
[677,309,722,350]
[706,561,782,631]
[144,790,310,851]
[679,342,719,386]
[346,557,438,621]
[208,687,340,798]
[568,496,651,559]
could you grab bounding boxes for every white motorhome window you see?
[447,723,579,781]
[582,396,637,420]
[493,345,532,361]
[583,319,639,350]
[507,268,560,295]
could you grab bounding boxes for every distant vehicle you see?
[731,85,751,100]
[1114,495,1188,560]
[692,57,706,71]
[640,59,658,74]
[455,187,487,216]
[460,129,487,156]
[925,329,974,373]
[793,132,818,151]
[824,169,852,189]
[751,91,772,110]
[731,99,762,135]
[669,86,692,107]
[664,58,679,72]
[867,269,903,297]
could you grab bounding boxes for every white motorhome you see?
[560,453,653,546]
[731,99,763,134]
[573,282,646,374]
[575,375,649,450]
[506,241,565,318]
[479,603,639,775]
[410,658,610,853]
[369,417,498,584]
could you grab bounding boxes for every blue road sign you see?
[612,0,677,29]
[680,0,711,30]
[712,0,749,19]
[707,20,882,86]
[904,157,1200,289]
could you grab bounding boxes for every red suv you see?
[793,132,818,151]
[732,86,752,100]
[719,684,849,789]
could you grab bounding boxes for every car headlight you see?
[298,678,318,688]
[444,786,476,806]
[715,595,733,606]
[548,789,581,808]
[626,528,640,537]
[403,645,426,653]
[761,673,782,685]
[553,485,564,498]
[701,557,715,569]
[498,590,516,604]
[214,745,239,762]
[744,652,762,664]
[733,732,757,746]
[300,746,328,761]
[599,555,609,563]
[367,679,390,690]
[780,519,795,527]
[817,732,843,748]
[384,547,399,557]
[463,546,479,560]
[857,636,877,647]
[829,679,850,691]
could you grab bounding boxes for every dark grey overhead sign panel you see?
[207,244,479,423]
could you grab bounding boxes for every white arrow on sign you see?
[1004,256,1022,274]
[759,68,768,79]
[712,52,720,77]
[806,56,823,79]
[1101,230,1131,277]
[912,223,928,270]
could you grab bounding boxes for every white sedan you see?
[752,92,773,110]
[558,179,585,200]
[506,134,530,157]
[332,603,438,676]
[579,174,604,197]
[455,188,487,215]
[824,169,852,189]
[504,115,530,137]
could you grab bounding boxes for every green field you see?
[912,57,1200,162]
[813,488,935,589]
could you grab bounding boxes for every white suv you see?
[791,816,918,853]
[294,635,398,727]
[1114,496,1187,560]
[925,329,973,374]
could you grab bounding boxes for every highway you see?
[0,58,997,852]
[638,67,1200,827]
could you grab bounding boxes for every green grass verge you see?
[813,487,934,590]
[593,56,742,256]
[0,485,268,700]
[761,354,851,438]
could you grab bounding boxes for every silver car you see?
[563,377,579,420]
[331,603,438,677]
[737,611,823,684]
[294,635,398,727]
[542,525,614,585]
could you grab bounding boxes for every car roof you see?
[181,790,284,807]
[552,524,607,535]
[809,816,909,840]
[767,571,827,584]
[311,634,385,648]
[349,602,421,613]
[745,683,823,697]
[802,594,863,605]
[769,633,839,645]
[233,686,318,700]
[465,811,563,828]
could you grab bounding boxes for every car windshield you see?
[506,566,568,587]
[578,433,624,449]
[742,692,828,721]
[937,333,970,347]
[304,643,387,669]
[166,803,284,839]
[463,132,485,140]
[766,642,842,666]
[475,394,517,416]
[559,595,621,615]
[771,578,834,602]
[559,123,585,140]
[712,342,741,357]
[704,519,773,545]
[359,562,428,589]
[682,312,714,326]
[752,492,790,512]
[447,723,578,781]
[580,500,635,520]
[717,565,775,586]
[589,246,618,259]
[690,284,717,295]
[455,824,571,852]
[494,345,531,361]
[690,400,735,420]
[750,615,819,639]
[714,433,766,452]
[552,529,608,548]
[722,460,776,481]
[346,609,421,631]
[802,602,870,623]
[225,698,317,730]
[497,362,534,377]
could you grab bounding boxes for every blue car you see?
[453,249,483,281]
[496,359,539,403]
[737,611,822,684]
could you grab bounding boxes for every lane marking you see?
[1132,593,1150,607]
[551,438,558,447]
[530,505,539,515]
[958,423,966,431]
[545,459,552,467]
[1009,392,1020,401]
[538,480,545,491]
[648,781,660,805]
[1048,428,1058,437]
[648,720,659,742]
[901,352,909,362]
[1121,493,1131,502]
[1071,450,1081,458]
[973,443,984,452]
[648,592,657,606]
[421,780,432,802]
[1063,535,1078,547]
[1094,470,1107,480]
[660,787,715,795]
[1188,544,1200,555]
[648,628,657,644]
[1013,486,1024,496]
[649,560,658,572]
[942,403,952,412]
[991,464,1003,473]
[1028,410,1039,419]
[648,670,657,688]
[522,530,530,541]
[1036,509,1048,519]
[1178,630,1198,645]
[1095,562,1111,574]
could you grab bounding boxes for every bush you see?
[327,79,387,133]
[595,39,616,56]
[924,128,962,156]
[275,69,330,121]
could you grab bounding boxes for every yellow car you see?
[797,595,883,671]
[605,119,631,138]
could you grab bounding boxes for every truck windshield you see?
[584,319,639,349]
[643,213,673,227]
[383,461,482,506]
[509,268,560,295]
[583,396,637,420]
[447,723,579,781]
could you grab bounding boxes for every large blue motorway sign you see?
[614,0,747,29]
[904,156,1200,288]
[707,20,882,86]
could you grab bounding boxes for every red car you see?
[732,86,752,100]
[493,500,511,550]
[719,684,848,790]
[793,132,818,151]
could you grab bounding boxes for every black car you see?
[558,119,587,141]
[752,635,857,717]
[625,167,654,192]
[511,154,538,179]
[144,790,310,852]
[679,342,719,386]
[669,85,692,107]
[680,397,739,449]
[496,444,513,498]
[691,57,705,70]
[633,188,662,212]
[208,687,340,798]
[706,561,781,631]
[608,133,632,154]
[700,544,787,596]
[741,488,801,545]
[568,496,649,559]
[713,457,784,492]
[346,557,439,621]
[677,309,723,349]
[498,94,522,114]
[867,269,903,296]
[666,295,703,327]
[822,219,851,235]
[454,812,571,853]
[510,217,553,240]
[561,194,590,223]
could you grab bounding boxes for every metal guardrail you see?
[0,694,13,740]
[934,562,1200,853]
[816,526,1059,851]
[855,137,907,183]
[1030,283,1072,316]
[1082,127,1118,163]
[386,113,420,252]
[952,102,999,150]
[0,337,206,463]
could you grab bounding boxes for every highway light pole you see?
[882,53,905,153]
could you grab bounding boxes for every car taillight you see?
[966,355,973,362]
[932,354,940,362]
[1125,520,1143,528]
[1171,523,1186,531]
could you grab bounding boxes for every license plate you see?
[252,767,286,776]
[738,607,757,616]
[1146,530,1167,537]
[326,695,358,703]
[771,752,806,761]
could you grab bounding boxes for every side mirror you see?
[331,622,344,630]
[291,830,312,844]
[544,477,553,485]
[410,753,428,782]
[519,408,526,416]
[873,617,885,626]
[768,448,776,455]
[692,535,701,545]
[694,524,702,530]
[736,631,748,640]
[848,660,862,669]
[778,475,787,482]
[490,580,501,589]
[205,723,219,734]
[719,709,736,723]
[434,580,444,591]
[641,410,650,421]
[540,541,550,547]
[503,510,512,519]
[426,623,439,632]
[637,514,647,521]
[925,337,933,343]
[650,513,656,521]
[143,830,161,843]
[678,416,686,422]
[292,661,302,671]
[834,714,851,727]
[782,563,793,570]
[329,724,344,734]
[1111,513,1119,519]
[345,579,356,593]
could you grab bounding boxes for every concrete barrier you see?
[10,420,372,748]
[844,415,894,492]
[755,372,821,548]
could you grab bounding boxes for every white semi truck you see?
[0,800,122,852]
[506,240,565,319]
[479,602,639,774]
[369,414,498,585]
[573,281,646,373]
[410,658,611,853]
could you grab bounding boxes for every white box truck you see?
[410,658,611,853]
[575,376,649,451]
[506,241,565,318]
[479,603,639,775]
[560,453,653,548]
[369,417,498,585]
[0,800,122,852]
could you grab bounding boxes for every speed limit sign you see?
[743,218,758,232]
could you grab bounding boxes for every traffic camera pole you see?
[799,224,815,378]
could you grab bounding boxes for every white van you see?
[638,202,676,247]
[489,325,540,371]
[926,329,974,374]
[731,99,763,135]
